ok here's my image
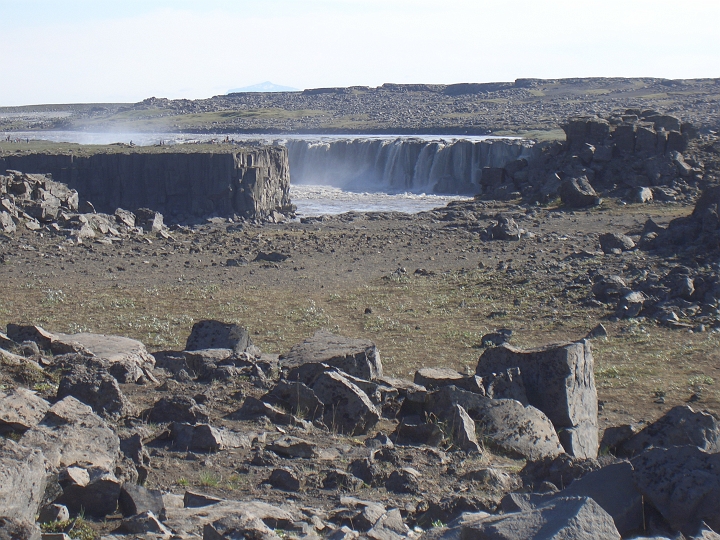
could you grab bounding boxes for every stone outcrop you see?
[476,341,599,458]
[1,145,291,220]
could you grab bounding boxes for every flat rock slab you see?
[0,439,47,522]
[476,341,598,458]
[0,387,50,432]
[21,396,120,471]
[164,499,298,536]
[170,422,250,452]
[460,496,620,540]
[282,329,383,381]
[54,332,156,368]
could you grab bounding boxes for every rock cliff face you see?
[286,138,536,195]
[0,147,290,220]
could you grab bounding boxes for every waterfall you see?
[284,137,535,195]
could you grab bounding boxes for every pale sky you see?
[2,0,719,106]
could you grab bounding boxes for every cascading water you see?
[285,137,535,195]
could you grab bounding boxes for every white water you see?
[290,184,471,216]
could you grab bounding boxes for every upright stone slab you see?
[476,340,598,458]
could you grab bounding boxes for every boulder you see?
[619,405,720,456]
[460,496,620,540]
[520,454,600,491]
[0,517,41,540]
[57,364,133,418]
[203,514,280,540]
[267,436,317,459]
[391,422,444,447]
[170,422,249,452]
[311,370,380,435]
[21,396,120,471]
[559,176,600,208]
[385,468,420,494]
[632,445,720,534]
[146,395,209,424]
[135,207,164,233]
[116,510,172,536]
[0,387,50,433]
[634,187,654,203]
[0,211,15,233]
[599,233,635,253]
[118,483,166,518]
[266,468,302,491]
[185,320,254,355]
[282,330,382,381]
[476,341,598,458]
[56,466,122,517]
[51,331,156,371]
[114,208,136,227]
[486,214,522,241]
[37,503,70,523]
[617,291,645,318]
[0,439,47,522]
[592,275,628,303]
[450,404,481,453]
[426,386,564,460]
[262,379,324,421]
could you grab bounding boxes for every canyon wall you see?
[0,146,291,220]
[285,138,536,194]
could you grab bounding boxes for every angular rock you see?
[559,176,600,208]
[57,466,122,517]
[0,517,41,540]
[592,275,628,303]
[116,510,172,536]
[476,341,598,458]
[450,404,481,453]
[617,291,645,318]
[232,396,299,425]
[426,386,563,460]
[0,387,50,433]
[170,422,249,452]
[263,379,324,421]
[368,508,409,540]
[391,422,444,447]
[482,367,528,404]
[203,514,280,540]
[620,405,720,456]
[385,468,420,494]
[414,368,485,394]
[266,468,302,491]
[0,439,47,522]
[185,320,253,355]
[135,207,164,233]
[599,232,635,253]
[267,436,317,458]
[486,214,522,241]
[147,395,209,424]
[114,208,136,227]
[21,396,120,471]
[38,503,70,524]
[57,364,133,418]
[312,370,380,435]
[119,483,166,518]
[323,469,365,490]
[282,329,382,381]
[460,496,620,540]
[632,445,720,534]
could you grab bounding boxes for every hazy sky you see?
[2,0,719,106]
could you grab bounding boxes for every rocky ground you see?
[1,77,719,136]
[2,92,720,538]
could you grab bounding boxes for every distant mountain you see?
[227,82,299,93]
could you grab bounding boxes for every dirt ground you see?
[2,197,718,432]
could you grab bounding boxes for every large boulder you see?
[426,386,564,460]
[0,439,47,522]
[619,405,720,456]
[282,330,383,381]
[57,364,133,418]
[460,496,620,540]
[0,387,50,433]
[21,396,120,472]
[184,320,254,354]
[559,176,600,208]
[476,341,598,458]
[632,445,720,535]
[311,370,380,435]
